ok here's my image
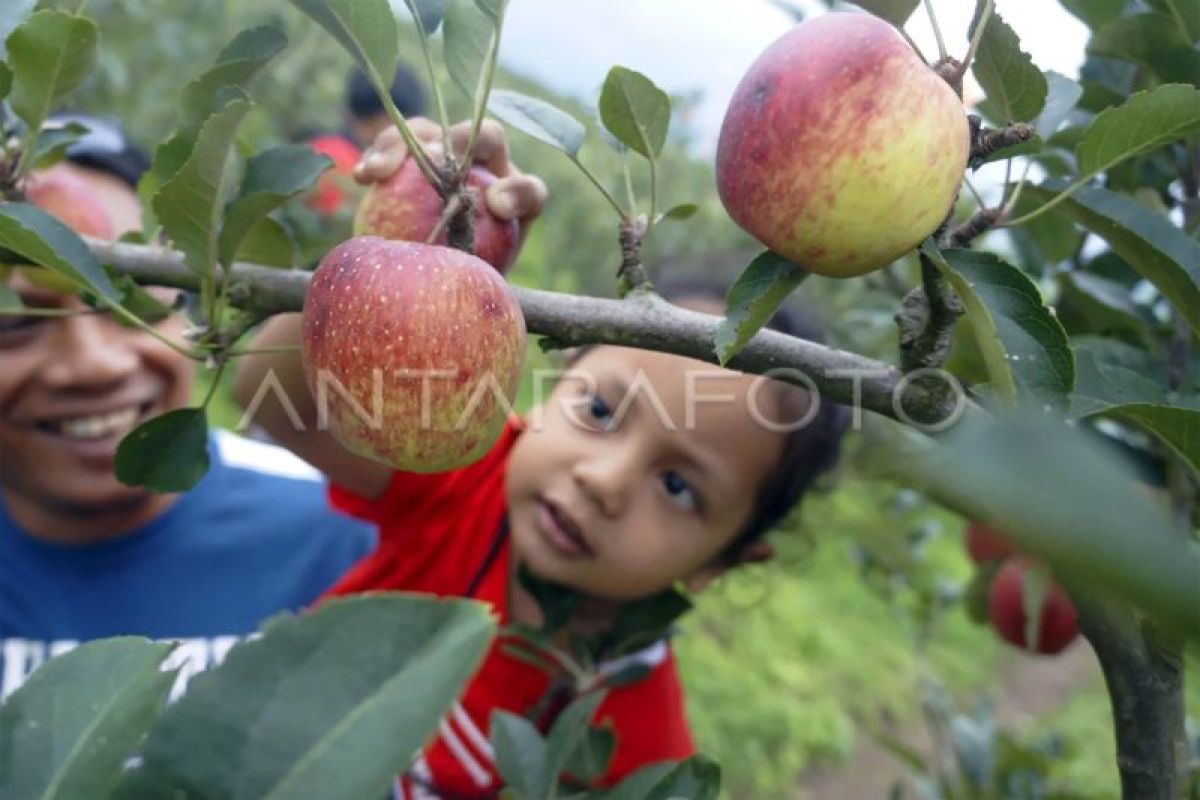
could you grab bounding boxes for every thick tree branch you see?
[86,237,966,428]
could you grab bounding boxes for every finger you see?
[446,119,511,177]
[486,174,548,221]
[406,117,443,145]
[354,118,448,184]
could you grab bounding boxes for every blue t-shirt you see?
[0,431,376,698]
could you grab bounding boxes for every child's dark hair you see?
[655,275,850,565]
[346,64,427,120]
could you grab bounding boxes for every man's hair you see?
[655,275,850,564]
[45,113,149,189]
[346,64,427,120]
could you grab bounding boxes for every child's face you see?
[505,345,793,601]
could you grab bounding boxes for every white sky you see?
[494,0,1090,155]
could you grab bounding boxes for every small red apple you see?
[301,235,526,472]
[987,557,1079,655]
[715,12,969,278]
[354,158,520,273]
[964,521,1017,564]
[15,164,116,293]
[308,134,362,216]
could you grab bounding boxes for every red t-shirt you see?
[324,420,695,798]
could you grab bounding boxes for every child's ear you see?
[682,540,776,593]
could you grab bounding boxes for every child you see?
[234,124,848,797]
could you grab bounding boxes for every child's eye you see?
[0,314,49,342]
[661,471,699,512]
[587,393,615,429]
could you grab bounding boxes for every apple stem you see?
[616,216,653,297]
[426,193,463,245]
[444,185,477,256]
[957,0,995,83]
[921,0,948,61]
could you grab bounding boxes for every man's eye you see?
[587,393,615,428]
[0,314,48,338]
[661,471,699,512]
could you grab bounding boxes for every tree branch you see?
[86,237,967,428]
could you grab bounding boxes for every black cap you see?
[346,63,427,120]
[44,113,150,189]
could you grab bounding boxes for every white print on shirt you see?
[1,635,245,702]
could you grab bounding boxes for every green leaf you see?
[604,589,692,658]
[178,25,287,131]
[1068,346,1167,420]
[1107,403,1200,478]
[713,251,808,365]
[0,62,12,101]
[1145,0,1200,41]
[544,691,607,783]
[1057,271,1155,343]
[645,755,721,800]
[0,638,175,800]
[598,66,671,160]
[111,276,174,326]
[0,203,118,300]
[491,710,550,800]
[27,121,86,170]
[404,0,448,35]
[487,89,586,157]
[562,725,616,784]
[6,10,98,137]
[1089,13,1200,85]
[115,408,210,493]
[117,595,495,800]
[606,763,676,800]
[1058,0,1128,29]
[1019,565,1049,653]
[1025,182,1200,337]
[969,10,1048,122]
[233,217,295,268]
[153,97,252,279]
[659,203,698,222]
[0,280,22,312]
[1034,71,1083,139]
[930,247,1074,408]
[0,0,37,59]
[847,0,920,27]
[1076,84,1200,177]
[288,0,399,94]
[219,145,330,268]
[443,0,495,100]
[900,408,1200,638]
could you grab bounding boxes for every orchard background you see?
[0,0,1198,798]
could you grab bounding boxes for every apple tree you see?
[0,0,1197,798]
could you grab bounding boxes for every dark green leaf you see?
[153,97,252,278]
[0,638,175,800]
[179,25,287,131]
[545,691,607,783]
[1008,191,1085,267]
[288,0,399,96]
[659,203,698,222]
[118,595,494,800]
[645,754,721,800]
[1034,71,1083,139]
[1025,182,1200,337]
[899,408,1200,638]
[604,589,692,658]
[1145,0,1200,41]
[1089,13,1200,85]
[1057,271,1156,343]
[847,0,920,27]
[1076,84,1200,177]
[490,710,550,800]
[27,121,86,170]
[932,247,1074,408]
[488,89,586,157]
[562,725,615,784]
[232,217,295,268]
[606,763,676,800]
[219,145,330,267]
[111,276,174,326]
[1058,0,1128,29]
[970,10,1048,122]
[0,62,12,101]
[598,66,671,160]
[6,10,97,136]
[1107,403,1200,477]
[518,566,579,634]
[115,408,210,492]
[0,203,118,300]
[404,0,448,35]
[0,0,37,59]
[714,250,808,365]
[444,0,495,100]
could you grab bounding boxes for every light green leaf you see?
[660,203,698,222]
[115,408,210,492]
[0,639,176,800]
[0,280,21,312]
[599,66,671,160]
[0,203,118,300]
[930,246,1074,408]
[288,0,399,94]
[443,0,495,100]
[544,691,607,783]
[847,0,920,27]
[232,217,295,269]
[970,10,1048,122]
[713,250,808,365]
[1035,71,1083,139]
[1090,13,1200,85]
[117,596,494,800]
[179,25,287,131]
[1025,182,1200,337]
[153,98,252,279]
[219,145,331,268]
[1076,84,1200,177]
[1019,565,1049,653]
[6,10,97,137]
[0,0,37,59]
[1108,403,1200,477]
[491,710,549,800]
[27,121,86,170]
[487,89,586,157]
[1146,0,1200,41]
[0,62,11,100]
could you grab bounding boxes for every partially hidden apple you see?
[14,164,117,293]
[715,12,969,278]
[302,235,526,472]
[355,158,520,274]
[307,134,362,216]
[987,557,1080,655]
[964,520,1017,564]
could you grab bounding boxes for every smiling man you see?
[0,115,376,699]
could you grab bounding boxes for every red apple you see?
[354,158,520,273]
[301,235,526,472]
[964,520,1017,564]
[987,557,1080,655]
[307,134,361,216]
[715,12,969,278]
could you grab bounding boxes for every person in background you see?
[0,114,377,699]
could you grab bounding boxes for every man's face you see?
[505,345,795,601]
